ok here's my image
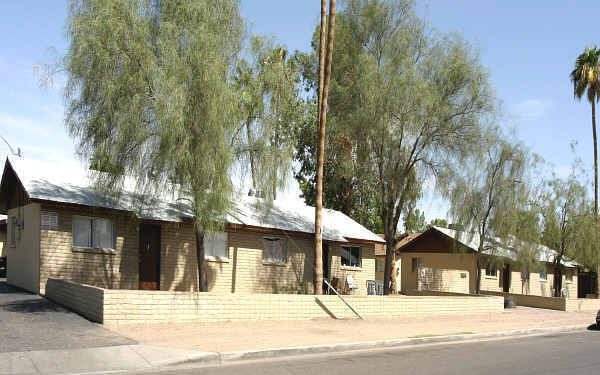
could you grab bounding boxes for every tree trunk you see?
[475,255,482,294]
[314,0,329,295]
[554,264,562,297]
[592,100,600,298]
[246,119,257,191]
[383,215,397,295]
[384,237,393,295]
[593,100,598,219]
[195,226,207,292]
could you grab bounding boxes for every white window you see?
[412,257,423,272]
[72,216,116,249]
[539,269,547,281]
[376,258,385,272]
[263,237,286,263]
[565,270,574,282]
[341,246,361,268]
[485,263,497,277]
[204,231,228,259]
[10,216,17,245]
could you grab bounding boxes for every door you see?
[139,224,161,290]
[502,264,510,293]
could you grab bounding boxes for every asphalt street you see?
[0,279,134,352]
[138,330,600,375]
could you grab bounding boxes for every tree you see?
[446,132,535,294]
[429,218,448,228]
[404,207,426,233]
[539,166,598,296]
[314,0,336,296]
[570,46,600,297]
[571,46,600,219]
[293,98,382,232]
[233,37,303,198]
[58,0,290,292]
[318,0,496,294]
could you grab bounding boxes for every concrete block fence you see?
[483,290,600,312]
[45,278,504,325]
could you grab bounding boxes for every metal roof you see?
[5,156,384,244]
[432,226,578,267]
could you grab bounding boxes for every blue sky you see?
[1,1,598,221]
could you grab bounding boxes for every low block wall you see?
[565,298,600,312]
[45,278,504,325]
[483,291,600,312]
[483,291,567,311]
[45,278,104,323]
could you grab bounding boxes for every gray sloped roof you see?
[433,226,578,267]
[5,156,384,244]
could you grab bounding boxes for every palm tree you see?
[570,46,600,297]
[315,0,336,295]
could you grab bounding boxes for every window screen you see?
[412,257,423,272]
[72,215,115,249]
[263,237,286,262]
[539,269,547,280]
[93,218,115,249]
[10,216,17,245]
[376,259,385,272]
[485,263,497,277]
[341,246,361,267]
[204,231,228,258]
[72,216,92,248]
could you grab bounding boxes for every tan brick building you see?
[0,156,383,295]
[376,226,578,297]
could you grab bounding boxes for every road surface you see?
[134,329,600,375]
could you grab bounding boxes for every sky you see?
[1,1,599,223]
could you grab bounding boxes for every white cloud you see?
[512,99,552,120]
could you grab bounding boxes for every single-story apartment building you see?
[0,156,384,295]
[376,226,578,297]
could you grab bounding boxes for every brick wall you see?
[44,278,504,324]
[416,267,470,294]
[400,252,478,293]
[39,204,139,294]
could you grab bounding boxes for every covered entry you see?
[139,223,161,290]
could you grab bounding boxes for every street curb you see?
[176,324,590,367]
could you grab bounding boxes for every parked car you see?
[0,256,6,277]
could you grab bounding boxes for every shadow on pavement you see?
[2,298,65,313]
[0,280,28,294]
[586,324,599,331]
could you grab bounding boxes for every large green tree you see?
[316,0,496,294]
[571,46,600,219]
[446,132,536,294]
[570,46,600,297]
[59,0,291,292]
[539,168,597,297]
[233,36,303,199]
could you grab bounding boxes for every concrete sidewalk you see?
[0,344,218,375]
[108,307,596,352]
